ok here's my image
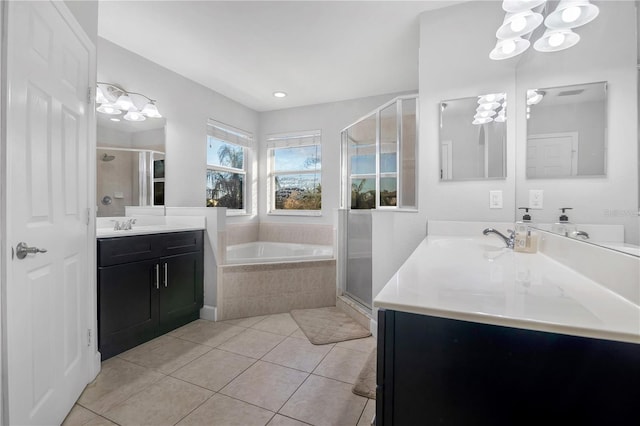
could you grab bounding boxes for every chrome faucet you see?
[121,218,137,230]
[111,218,136,231]
[483,228,515,249]
[573,230,590,239]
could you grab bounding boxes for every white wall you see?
[419,1,517,224]
[515,1,639,244]
[98,38,259,211]
[64,0,98,44]
[257,92,412,224]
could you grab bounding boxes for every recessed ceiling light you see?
[110,118,120,122]
[273,91,287,98]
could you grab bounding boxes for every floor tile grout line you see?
[273,413,315,425]
[169,353,260,393]
[81,363,169,419]
[355,398,370,426]
[167,388,218,426]
[171,323,250,348]
[70,403,122,426]
[271,370,313,420]
[213,391,281,417]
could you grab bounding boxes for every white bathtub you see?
[226,241,333,264]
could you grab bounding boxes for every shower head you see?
[101,153,115,162]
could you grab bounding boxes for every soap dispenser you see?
[552,207,576,237]
[514,207,538,253]
[517,207,533,223]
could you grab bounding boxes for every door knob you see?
[16,242,48,259]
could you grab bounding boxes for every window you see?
[267,131,322,213]
[206,120,252,212]
[342,96,418,210]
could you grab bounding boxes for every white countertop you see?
[374,236,640,344]
[96,216,205,238]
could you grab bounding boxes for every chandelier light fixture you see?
[473,93,507,125]
[95,82,162,122]
[490,0,599,60]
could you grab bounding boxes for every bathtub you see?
[226,241,333,264]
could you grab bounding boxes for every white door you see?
[3,1,94,424]
[441,140,453,180]
[527,132,578,178]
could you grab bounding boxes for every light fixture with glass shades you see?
[526,89,545,105]
[534,28,580,52]
[544,0,600,29]
[95,82,162,122]
[472,93,507,125]
[490,0,599,60]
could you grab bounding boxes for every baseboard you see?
[336,295,372,331]
[200,305,217,321]
[91,351,101,381]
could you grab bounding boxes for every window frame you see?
[341,95,419,211]
[206,120,252,215]
[267,130,322,216]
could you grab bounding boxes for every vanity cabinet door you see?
[158,252,203,334]
[98,259,159,360]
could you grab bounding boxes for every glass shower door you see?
[343,113,376,309]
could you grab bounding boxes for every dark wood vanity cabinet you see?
[376,309,639,426]
[98,231,203,360]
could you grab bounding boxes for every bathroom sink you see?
[374,235,640,344]
[97,223,204,238]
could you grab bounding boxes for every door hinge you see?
[87,329,92,347]
[87,86,93,105]
[86,207,91,226]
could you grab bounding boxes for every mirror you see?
[526,82,607,178]
[439,94,507,181]
[96,114,166,217]
[514,1,638,256]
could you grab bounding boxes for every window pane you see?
[351,178,376,209]
[400,98,417,207]
[206,170,244,209]
[380,177,397,207]
[274,145,321,172]
[380,153,397,173]
[207,137,244,169]
[351,154,376,175]
[274,173,321,210]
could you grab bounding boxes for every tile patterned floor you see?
[63,313,376,426]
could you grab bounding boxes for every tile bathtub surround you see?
[259,222,334,246]
[71,313,374,426]
[226,222,260,246]
[218,260,337,320]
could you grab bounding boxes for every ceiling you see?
[97,0,462,112]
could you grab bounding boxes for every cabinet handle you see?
[164,262,168,287]
[155,264,160,289]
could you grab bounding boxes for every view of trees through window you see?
[206,137,246,209]
[272,144,321,211]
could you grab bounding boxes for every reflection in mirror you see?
[526,82,607,178]
[439,94,507,181]
[97,114,166,217]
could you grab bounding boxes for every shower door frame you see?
[339,94,420,311]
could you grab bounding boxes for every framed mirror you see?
[96,114,166,217]
[439,93,507,181]
[526,82,607,179]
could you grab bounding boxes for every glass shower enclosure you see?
[339,95,418,310]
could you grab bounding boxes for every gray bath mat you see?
[352,348,377,399]
[290,307,371,345]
